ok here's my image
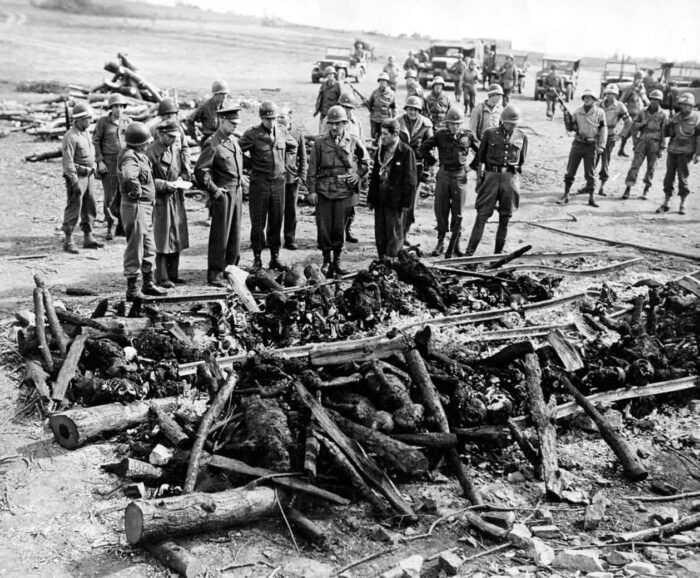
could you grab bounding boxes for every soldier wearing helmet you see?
[117,121,167,301]
[405,68,424,102]
[424,76,451,130]
[543,64,564,120]
[186,79,230,146]
[61,102,102,254]
[383,56,400,90]
[238,101,298,271]
[398,96,433,243]
[147,121,191,288]
[470,84,504,143]
[557,89,608,207]
[450,55,468,105]
[657,93,699,215]
[403,50,419,72]
[497,54,518,104]
[314,66,342,131]
[147,98,191,178]
[419,104,478,256]
[464,103,527,257]
[618,71,649,157]
[594,84,632,197]
[460,59,481,115]
[482,47,496,89]
[642,69,659,95]
[93,93,129,240]
[194,97,245,287]
[622,89,668,200]
[368,72,397,140]
[307,105,369,276]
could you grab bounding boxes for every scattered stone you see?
[553,549,605,573]
[537,508,554,525]
[637,447,651,459]
[626,561,658,576]
[527,537,555,567]
[650,506,679,525]
[482,511,516,530]
[370,525,397,543]
[438,550,463,575]
[507,524,533,549]
[643,547,669,564]
[606,550,638,566]
[416,496,438,514]
[403,526,416,537]
[507,471,526,484]
[669,533,695,544]
[148,444,173,466]
[562,490,589,505]
[650,480,679,495]
[282,557,333,578]
[398,554,423,578]
[586,573,614,578]
[584,491,611,531]
[688,399,700,414]
[530,525,562,539]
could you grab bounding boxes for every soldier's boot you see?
[598,182,607,197]
[655,195,671,214]
[588,190,599,208]
[142,271,167,297]
[252,252,263,269]
[431,233,446,256]
[320,250,332,277]
[207,271,226,288]
[126,276,144,302]
[453,238,463,257]
[345,225,359,243]
[83,232,104,249]
[618,137,629,157]
[269,251,289,272]
[332,250,348,276]
[621,186,631,200]
[679,197,687,215]
[167,254,186,284]
[155,254,174,289]
[63,232,79,254]
[494,238,506,255]
[557,185,571,205]
[640,185,650,200]
[105,223,114,241]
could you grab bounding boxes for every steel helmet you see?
[325,105,348,123]
[501,104,522,123]
[649,89,664,101]
[405,69,417,79]
[259,101,278,118]
[678,92,696,106]
[634,71,643,80]
[445,106,465,123]
[71,102,92,120]
[107,93,128,108]
[324,65,337,76]
[431,76,445,87]
[217,96,241,117]
[157,97,178,116]
[338,92,356,108]
[211,80,230,95]
[388,55,395,61]
[125,122,152,147]
[603,83,619,96]
[404,96,423,110]
[487,83,504,96]
[377,72,390,82]
[468,59,476,67]
[581,89,598,100]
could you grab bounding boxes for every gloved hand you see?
[97,161,108,175]
[306,192,318,206]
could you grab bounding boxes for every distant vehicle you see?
[659,62,700,110]
[311,47,365,84]
[600,61,639,98]
[480,38,513,56]
[491,53,529,94]
[416,40,484,89]
[534,56,581,102]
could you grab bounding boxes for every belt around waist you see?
[485,165,517,174]
[574,137,597,145]
[250,172,285,181]
[439,165,466,172]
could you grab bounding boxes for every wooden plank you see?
[677,275,700,298]
[225,265,261,313]
[547,328,585,371]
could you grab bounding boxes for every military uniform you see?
[93,114,129,231]
[419,127,478,239]
[315,79,342,128]
[624,106,668,192]
[662,110,700,201]
[482,52,496,87]
[398,113,433,238]
[498,63,518,103]
[368,86,396,139]
[406,79,424,101]
[383,62,401,90]
[470,101,503,143]
[186,98,220,145]
[460,68,480,114]
[542,71,563,119]
[282,123,307,247]
[367,140,417,257]
[599,99,631,186]
[451,59,467,102]
[62,125,97,240]
[342,114,368,244]
[563,105,608,196]
[238,123,297,256]
[619,83,649,150]
[465,125,528,255]
[194,129,244,280]
[424,91,451,130]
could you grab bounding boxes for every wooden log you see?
[404,346,481,505]
[104,62,163,102]
[506,417,539,468]
[24,359,51,400]
[225,265,261,312]
[150,403,189,448]
[33,287,53,372]
[56,310,152,337]
[115,458,167,483]
[327,410,429,475]
[125,486,283,545]
[523,353,561,499]
[477,341,535,367]
[430,265,519,284]
[34,274,68,356]
[547,329,584,372]
[49,397,180,449]
[184,370,237,493]
[141,291,228,304]
[557,373,648,481]
[617,512,700,543]
[286,507,327,545]
[303,425,320,480]
[309,334,408,367]
[145,541,204,578]
[51,329,88,403]
[391,432,458,449]
[486,244,533,269]
[463,511,508,539]
[24,148,62,162]
[318,374,362,388]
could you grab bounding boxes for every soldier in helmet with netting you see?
[186,79,230,145]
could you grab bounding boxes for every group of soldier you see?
[60,57,700,301]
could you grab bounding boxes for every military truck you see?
[416,40,485,89]
[534,56,580,101]
[311,47,365,83]
[599,61,639,98]
[659,62,700,110]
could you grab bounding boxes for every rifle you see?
[554,92,575,131]
[344,81,371,110]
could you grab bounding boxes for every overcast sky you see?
[167,0,699,61]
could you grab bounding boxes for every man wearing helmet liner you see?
[186,79,229,145]
[543,64,563,120]
[596,84,631,197]
[195,97,245,287]
[117,122,167,301]
[93,93,129,240]
[464,104,527,256]
[404,69,424,102]
[618,71,649,157]
[497,55,518,104]
[398,96,433,243]
[239,101,298,271]
[621,89,668,200]
[314,66,342,131]
[419,104,478,256]
[424,76,451,131]
[368,72,396,140]
[307,105,369,276]
[657,93,700,215]
[557,89,608,207]
[470,84,504,144]
[61,103,102,254]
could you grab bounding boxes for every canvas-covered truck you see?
[416,40,484,89]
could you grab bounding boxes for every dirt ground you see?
[1,2,700,577]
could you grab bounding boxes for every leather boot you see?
[155,254,174,288]
[252,252,263,269]
[333,250,348,276]
[618,138,629,157]
[126,276,144,302]
[679,198,687,215]
[321,251,332,276]
[621,186,631,200]
[557,185,571,205]
[345,225,359,243]
[167,254,185,284]
[105,223,114,241]
[588,192,599,207]
[598,182,607,197]
[83,232,104,249]
[269,251,288,271]
[655,196,671,213]
[63,232,79,254]
[142,270,167,296]
[431,234,446,256]
[640,185,650,199]
[495,238,506,254]
[207,271,226,288]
